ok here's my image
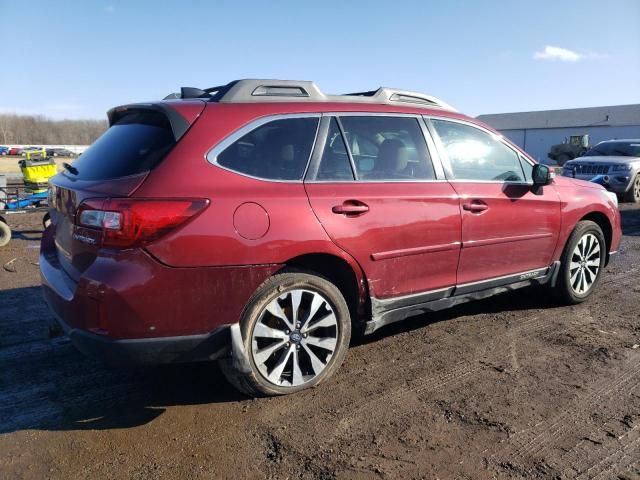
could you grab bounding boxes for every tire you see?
[220,269,351,397]
[556,154,570,166]
[623,174,640,203]
[0,220,11,247]
[552,220,606,305]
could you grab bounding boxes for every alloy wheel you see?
[569,233,601,295]
[250,289,339,387]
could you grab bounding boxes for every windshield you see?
[585,141,640,157]
[64,111,175,180]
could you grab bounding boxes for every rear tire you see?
[0,220,11,247]
[623,174,640,203]
[220,270,351,397]
[556,154,570,166]
[552,220,605,305]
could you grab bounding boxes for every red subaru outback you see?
[41,79,622,396]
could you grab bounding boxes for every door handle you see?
[332,201,369,215]
[462,201,489,213]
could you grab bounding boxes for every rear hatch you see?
[48,102,205,282]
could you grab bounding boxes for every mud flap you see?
[230,323,252,374]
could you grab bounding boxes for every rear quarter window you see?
[214,117,319,181]
[65,111,175,181]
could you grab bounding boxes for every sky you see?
[0,0,639,120]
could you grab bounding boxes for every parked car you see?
[0,146,8,155]
[17,146,42,156]
[8,147,23,156]
[41,79,622,396]
[561,139,640,203]
[46,148,75,157]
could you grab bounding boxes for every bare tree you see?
[0,113,108,145]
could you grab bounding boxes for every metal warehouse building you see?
[477,104,640,162]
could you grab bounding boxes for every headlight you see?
[610,164,632,172]
[605,190,618,207]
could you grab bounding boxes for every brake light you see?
[76,198,209,248]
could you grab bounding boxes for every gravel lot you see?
[0,205,639,479]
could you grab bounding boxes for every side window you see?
[338,116,435,181]
[431,119,526,182]
[316,118,354,181]
[216,117,319,180]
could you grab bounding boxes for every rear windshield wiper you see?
[63,162,78,175]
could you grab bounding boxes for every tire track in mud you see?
[577,427,640,479]
[489,357,640,468]
[323,292,615,444]
[327,312,579,440]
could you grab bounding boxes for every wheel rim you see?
[569,233,601,295]
[251,288,338,388]
[634,177,640,200]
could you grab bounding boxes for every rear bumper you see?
[39,226,279,364]
[48,302,231,365]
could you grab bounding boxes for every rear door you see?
[304,114,461,300]
[428,117,561,285]
[49,107,194,281]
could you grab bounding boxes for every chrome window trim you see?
[304,112,442,184]
[205,113,321,184]
[307,179,452,184]
[321,111,427,118]
[424,115,532,184]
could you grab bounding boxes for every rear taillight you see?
[76,198,209,248]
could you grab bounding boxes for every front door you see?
[304,115,461,300]
[429,118,561,285]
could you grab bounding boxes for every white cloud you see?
[534,45,583,62]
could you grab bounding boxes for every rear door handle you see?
[462,201,489,213]
[332,200,369,215]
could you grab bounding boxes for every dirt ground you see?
[0,205,639,480]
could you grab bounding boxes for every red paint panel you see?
[305,182,461,298]
[452,182,561,284]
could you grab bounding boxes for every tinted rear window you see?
[64,111,175,180]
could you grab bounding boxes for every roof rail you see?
[163,79,456,111]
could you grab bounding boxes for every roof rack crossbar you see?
[163,79,456,111]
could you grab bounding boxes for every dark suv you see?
[41,79,622,396]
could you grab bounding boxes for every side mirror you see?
[532,164,553,187]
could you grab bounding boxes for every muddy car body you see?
[41,79,622,396]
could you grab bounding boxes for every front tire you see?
[220,270,351,397]
[623,174,640,203]
[553,220,606,304]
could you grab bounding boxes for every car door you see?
[428,117,561,286]
[304,114,461,301]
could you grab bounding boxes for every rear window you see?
[64,111,175,180]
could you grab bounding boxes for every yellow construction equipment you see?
[19,149,57,193]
